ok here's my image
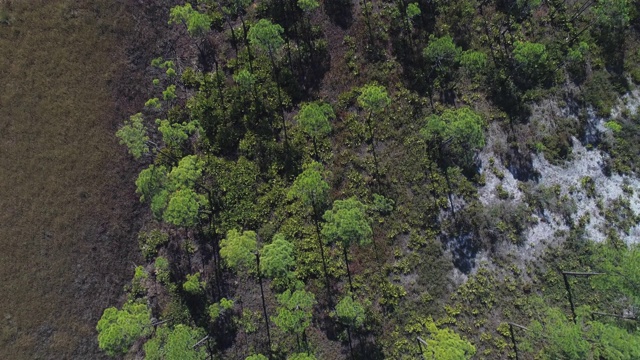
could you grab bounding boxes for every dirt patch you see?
[0,1,164,358]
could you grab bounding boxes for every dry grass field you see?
[0,1,144,358]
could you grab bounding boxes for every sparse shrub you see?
[183,272,205,295]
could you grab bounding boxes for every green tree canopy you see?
[321,197,372,248]
[423,35,462,71]
[248,19,284,54]
[288,353,317,360]
[297,0,319,12]
[224,0,253,16]
[421,107,485,169]
[460,50,488,76]
[406,3,421,20]
[169,4,212,37]
[526,307,590,360]
[144,324,207,360]
[594,0,631,33]
[163,188,207,227]
[96,301,152,356]
[183,272,205,295]
[168,155,203,190]
[419,317,476,360]
[512,41,551,86]
[335,295,366,328]
[220,229,258,270]
[246,355,269,360]
[296,101,334,140]
[288,161,330,209]
[617,244,640,305]
[136,164,168,203]
[116,113,149,159]
[156,119,201,151]
[357,83,391,115]
[260,233,295,280]
[594,244,640,306]
[589,320,640,359]
[234,69,257,90]
[272,287,316,336]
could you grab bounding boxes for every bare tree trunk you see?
[255,253,272,356]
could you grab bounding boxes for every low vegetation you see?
[98,0,640,359]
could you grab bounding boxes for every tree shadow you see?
[324,0,354,29]
[448,232,478,274]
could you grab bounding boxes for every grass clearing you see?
[0,1,142,358]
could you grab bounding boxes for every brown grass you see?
[0,1,143,358]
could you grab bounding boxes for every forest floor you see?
[0,1,160,358]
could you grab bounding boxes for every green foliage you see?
[183,272,205,295]
[136,165,168,203]
[207,156,266,232]
[273,288,316,336]
[527,307,589,360]
[208,297,234,322]
[224,0,253,15]
[238,309,262,333]
[322,197,372,248]
[568,42,589,63]
[582,70,620,117]
[297,0,319,12]
[411,317,476,359]
[522,303,640,360]
[156,119,201,150]
[619,245,640,305]
[144,324,207,360]
[372,193,394,215]
[594,0,631,32]
[248,19,284,54]
[287,353,317,360]
[288,161,329,208]
[145,97,161,109]
[116,113,149,159]
[130,265,148,297]
[423,35,462,73]
[358,83,391,114]
[103,1,640,359]
[151,56,164,67]
[139,229,170,259]
[160,60,175,69]
[605,120,623,133]
[460,50,488,76]
[169,4,211,37]
[155,256,171,284]
[335,296,366,328]
[406,3,421,19]
[163,85,177,101]
[421,107,485,170]
[168,155,203,190]
[220,229,258,270]
[512,41,551,86]
[588,320,640,359]
[234,69,257,90]
[96,301,152,356]
[163,188,207,227]
[151,189,170,219]
[260,233,295,279]
[296,102,334,140]
[594,244,640,306]
[246,355,269,360]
